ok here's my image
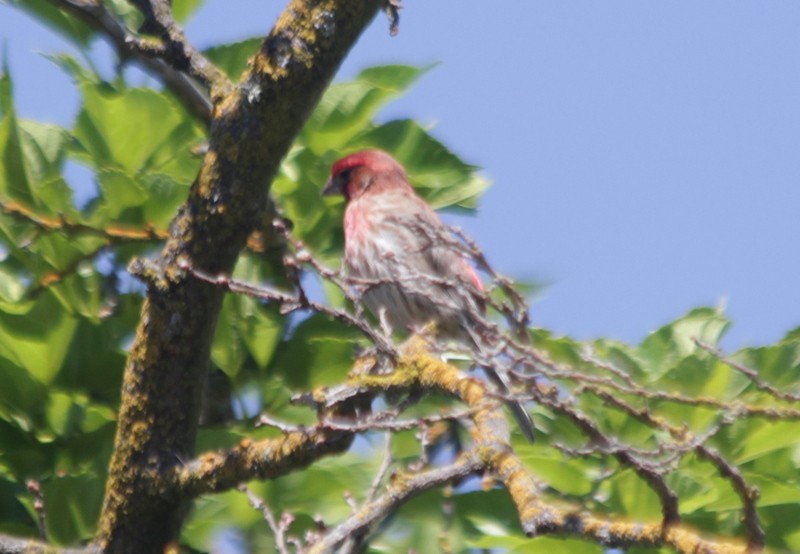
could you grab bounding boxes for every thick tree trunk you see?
[94,2,381,551]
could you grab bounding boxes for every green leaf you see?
[140,173,189,228]
[0,356,47,423]
[18,120,70,180]
[469,535,603,553]
[303,64,431,153]
[638,307,730,375]
[0,58,11,116]
[204,38,261,80]
[784,525,800,554]
[736,339,800,392]
[96,169,148,216]
[73,85,191,174]
[45,53,100,86]
[736,420,800,463]
[139,116,203,180]
[45,390,83,438]
[80,403,116,433]
[172,0,206,23]
[269,314,362,389]
[46,265,104,321]
[184,487,266,550]
[733,474,800,509]
[0,265,26,305]
[528,327,586,368]
[0,112,76,217]
[61,299,136,400]
[211,276,287,377]
[211,294,248,377]
[0,292,78,384]
[358,64,433,91]
[38,473,103,544]
[272,151,333,250]
[519,448,594,496]
[454,489,520,535]
[103,0,143,34]
[605,469,662,521]
[0,107,33,204]
[0,111,75,220]
[8,0,95,47]
[349,119,490,210]
[239,300,283,370]
[782,326,800,342]
[667,462,721,514]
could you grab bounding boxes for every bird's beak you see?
[321,176,342,196]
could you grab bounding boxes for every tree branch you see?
[239,486,293,554]
[175,217,782,552]
[0,199,166,294]
[168,427,354,497]
[126,0,231,93]
[339,339,751,554]
[45,0,222,124]
[306,454,482,553]
[695,338,800,403]
[93,1,382,551]
[594,388,765,549]
[0,533,97,554]
[0,199,167,242]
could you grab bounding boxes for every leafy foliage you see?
[1,4,799,553]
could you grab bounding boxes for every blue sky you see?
[2,1,799,349]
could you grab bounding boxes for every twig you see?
[27,243,110,296]
[170,426,354,498]
[696,446,765,550]
[45,0,222,123]
[695,338,800,403]
[180,202,771,553]
[1,199,166,294]
[179,259,397,357]
[383,0,401,36]
[512,350,800,421]
[1,200,167,242]
[25,480,47,541]
[0,533,98,554]
[239,485,293,554]
[319,410,472,434]
[366,433,394,504]
[593,388,765,549]
[580,346,640,389]
[130,0,231,92]
[530,386,681,526]
[306,454,481,554]
[256,414,305,434]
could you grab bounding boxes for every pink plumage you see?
[323,149,535,442]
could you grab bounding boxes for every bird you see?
[322,149,535,442]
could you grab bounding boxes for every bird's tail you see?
[483,366,536,443]
[461,322,536,443]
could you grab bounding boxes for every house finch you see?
[322,149,535,442]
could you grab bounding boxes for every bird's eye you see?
[338,168,352,180]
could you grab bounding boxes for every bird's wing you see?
[383,193,486,309]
